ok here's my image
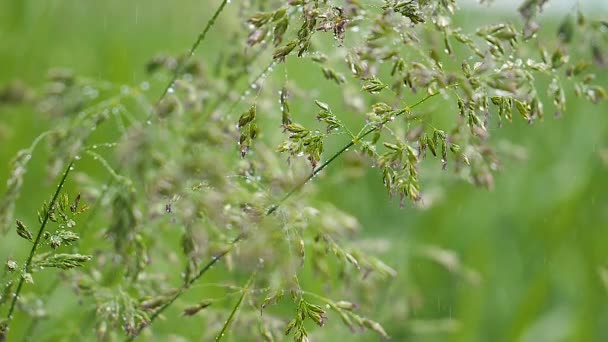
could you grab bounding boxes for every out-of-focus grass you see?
[1,1,607,341]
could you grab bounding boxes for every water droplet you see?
[74,155,81,160]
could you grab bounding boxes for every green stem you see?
[215,271,257,341]
[3,160,74,331]
[157,0,229,103]
[267,88,450,215]
[266,140,354,216]
[204,47,269,117]
[127,234,244,341]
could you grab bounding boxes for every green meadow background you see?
[1,1,607,341]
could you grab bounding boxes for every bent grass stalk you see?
[157,0,229,103]
[215,271,257,341]
[127,234,244,340]
[2,160,75,337]
[267,88,450,215]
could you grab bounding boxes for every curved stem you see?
[267,88,451,215]
[3,160,74,333]
[204,47,270,117]
[127,233,244,341]
[266,140,354,215]
[157,0,229,103]
[215,270,256,341]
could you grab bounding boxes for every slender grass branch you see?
[204,46,269,116]
[215,271,257,341]
[127,233,245,341]
[267,87,452,215]
[3,160,75,331]
[157,0,229,102]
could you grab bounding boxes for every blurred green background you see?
[1,1,607,341]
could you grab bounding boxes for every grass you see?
[1,1,607,341]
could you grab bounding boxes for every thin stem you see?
[157,0,229,103]
[204,47,269,117]
[266,87,452,215]
[223,60,277,114]
[215,271,257,342]
[3,160,74,331]
[266,140,354,216]
[127,234,244,341]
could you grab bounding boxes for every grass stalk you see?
[215,271,256,341]
[2,160,75,338]
[157,0,230,103]
[267,88,449,215]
